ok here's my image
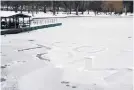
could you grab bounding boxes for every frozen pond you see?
[1,16,133,90]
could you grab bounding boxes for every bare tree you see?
[87,1,91,14]
[52,1,56,15]
[69,1,73,14]
[80,1,86,14]
[75,1,80,15]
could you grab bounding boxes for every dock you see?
[1,23,62,35]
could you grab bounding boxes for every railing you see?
[31,18,58,26]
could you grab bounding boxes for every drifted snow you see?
[1,16,133,90]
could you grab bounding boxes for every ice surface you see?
[1,15,133,90]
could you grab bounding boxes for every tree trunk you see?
[44,5,46,13]
[94,11,96,16]
[76,5,79,15]
[28,6,30,13]
[125,6,127,15]
[36,5,38,14]
[32,5,34,16]
[88,9,89,14]
[82,11,84,14]
[57,6,59,14]
[52,1,56,15]
[65,6,67,13]
[21,5,23,13]
[7,4,8,11]
[15,5,18,13]
[69,6,71,14]
[96,11,99,15]
[53,7,56,15]
[81,2,84,14]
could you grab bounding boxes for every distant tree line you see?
[1,1,133,16]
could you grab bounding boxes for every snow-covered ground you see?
[1,16,133,90]
[1,11,133,18]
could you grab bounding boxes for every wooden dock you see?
[1,23,62,35]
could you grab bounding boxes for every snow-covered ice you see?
[1,16,133,90]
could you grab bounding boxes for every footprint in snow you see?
[66,84,70,87]
[36,53,50,61]
[1,78,6,82]
[128,36,132,38]
[61,81,77,88]
[72,86,77,88]
[61,81,70,84]
[28,40,34,41]
[1,65,7,69]
[1,61,26,69]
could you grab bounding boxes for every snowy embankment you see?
[1,15,133,90]
[1,11,133,19]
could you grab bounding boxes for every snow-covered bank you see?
[1,11,133,19]
[1,16,133,90]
